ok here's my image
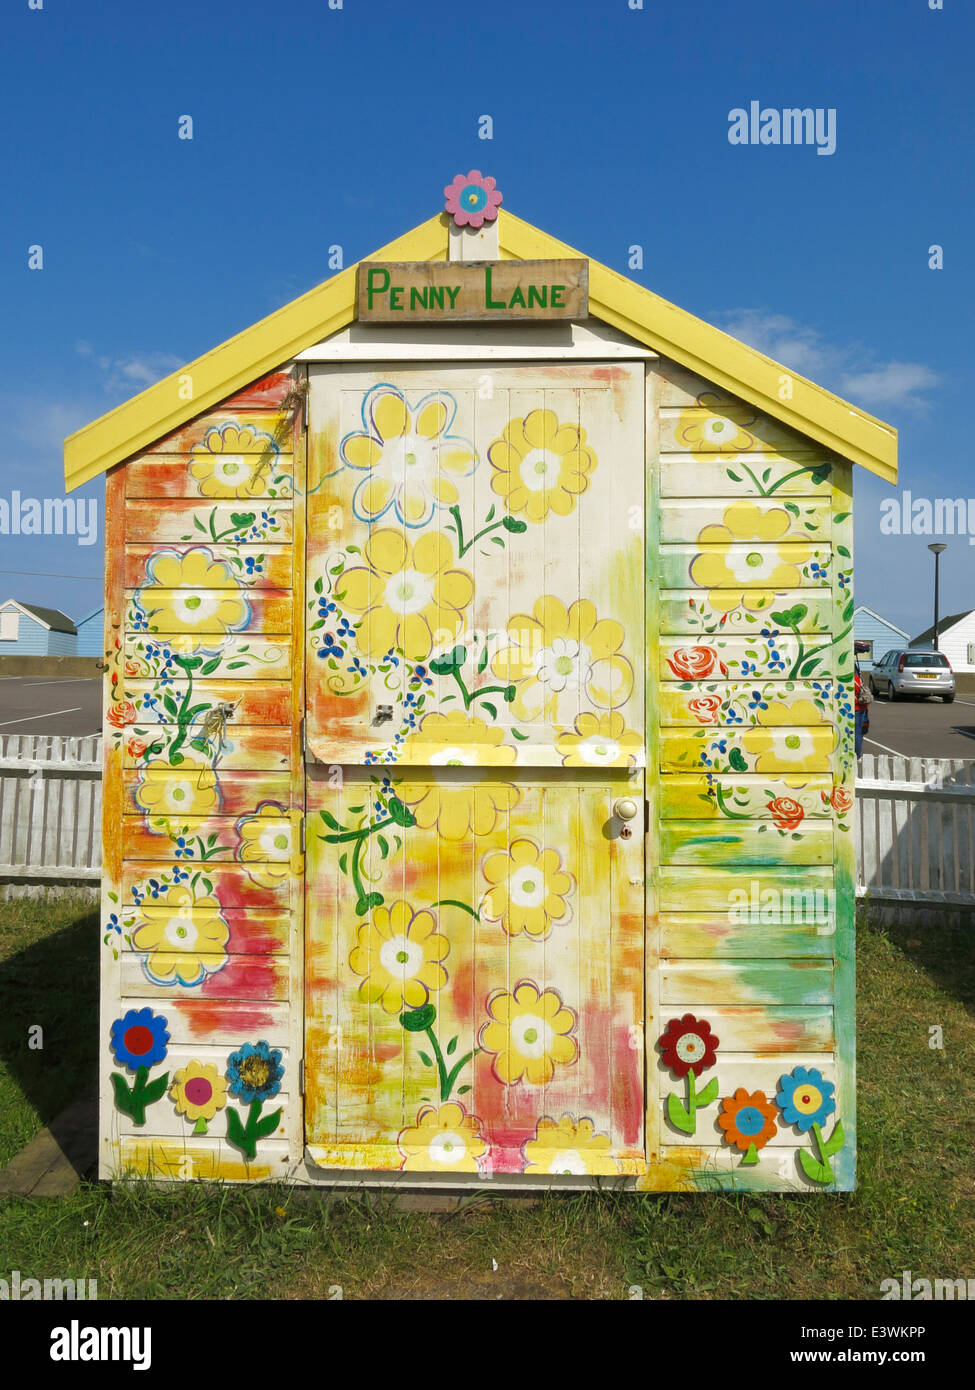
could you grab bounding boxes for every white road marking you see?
[0,707,83,728]
[864,735,908,756]
[22,678,99,686]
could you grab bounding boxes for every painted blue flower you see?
[741,660,757,677]
[838,572,850,589]
[317,598,337,620]
[172,866,190,883]
[244,556,263,575]
[318,632,344,660]
[748,689,768,711]
[726,707,743,724]
[775,1066,836,1132]
[760,628,780,641]
[226,1040,284,1104]
[106,913,122,936]
[110,1008,169,1072]
[173,836,194,859]
[809,561,828,580]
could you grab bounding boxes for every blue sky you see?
[1,0,971,635]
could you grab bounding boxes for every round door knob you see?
[614,797,639,821]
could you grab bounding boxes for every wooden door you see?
[304,362,647,1177]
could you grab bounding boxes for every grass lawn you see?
[0,895,972,1300]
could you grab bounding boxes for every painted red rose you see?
[657,1013,719,1078]
[106,701,136,729]
[688,695,723,724]
[767,795,805,831]
[666,646,719,680]
[830,787,853,813]
[126,736,148,758]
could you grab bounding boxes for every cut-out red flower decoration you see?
[658,1013,719,1078]
[444,171,502,229]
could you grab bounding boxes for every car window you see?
[904,653,949,668]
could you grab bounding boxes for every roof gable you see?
[64,209,897,492]
[910,610,974,646]
[853,605,910,639]
[1,599,77,633]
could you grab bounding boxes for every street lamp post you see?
[928,543,947,650]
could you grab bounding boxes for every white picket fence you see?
[1,739,975,910]
[0,735,102,896]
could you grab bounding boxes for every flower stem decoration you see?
[109,1008,170,1126]
[225,1040,284,1159]
[399,1004,478,1102]
[319,793,415,914]
[776,1066,844,1183]
[658,1013,719,1135]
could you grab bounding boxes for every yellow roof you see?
[64,209,897,491]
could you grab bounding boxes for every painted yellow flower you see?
[674,395,758,452]
[523,1115,620,1176]
[169,1061,228,1126]
[348,901,448,1013]
[189,424,280,498]
[338,529,474,662]
[689,501,811,614]
[394,712,518,839]
[556,711,644,769]
[742,700,837,774]
[480,839,573,938]
[140,549,250,635]
[398,1102,487,1173]
[130,885,229,986]
[236,803,292,888]
[135,756,220,820]
[492,596,633,720]
[479,982,578,1086]
[341,385,477,528]
[488,408,597,521]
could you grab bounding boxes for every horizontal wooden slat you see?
[660,820,833,866]
[158,995,290,1044]
[126,589,293,634]
[120,952,289,1000]
[117,1137,291,1181]
[659,498,831,542]
[659,455,833,499]
[659,590,835,634]
[660,725,837,774]
[115,1090,293,1140]
[144,413,294,454]
[124,681,292,726]
[659,681,832,726]
[122,813,292,863]
[659,914,836,959]
[123,726,292,770]
[125,546,293,590]
[657,1004,833,1051]
[121,862,292,907]
[122,770,293,816]
[660,960,834,1005]
[124,453,294,500]
[124,634,292,680]
[120,906,291,955]
[124,499,293,544]
[659,774,834,820]
[659,408,816,455]
[660,545,832,590]
[224,370,298,411]
[653,1054,837,1100]
[659,636,836,681]
[657,865,834,913]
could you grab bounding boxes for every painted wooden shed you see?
[65,181,897,1192]
[0,600,77,655]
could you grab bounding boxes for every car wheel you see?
[944,694,955,704]
[869,678,879,697]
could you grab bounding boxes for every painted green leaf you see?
[418,1051,433,1068]
[140,1071,170,1107]
[480,701,498,720]
[822,1118,845,1157]
[319,810,340,830]
[377,835,389,859]
[446,1036,457,1056]
[400,1004,437,1032]
[666,1092,695,1135]
[798,1147,834,1184]
[201,657,221,676]
[696,1076,719,1108]
[254,1106,283,1140]
[728,748,748,772]
[226,1106,255,1160]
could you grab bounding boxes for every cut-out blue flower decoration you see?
[226,1040,284,1104]
[775,1066,836,1132]
[110,1008,169,1072]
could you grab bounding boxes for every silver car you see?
[870,648,955,703]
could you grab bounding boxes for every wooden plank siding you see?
[647,356,852,1191]
[100,366,306,1182]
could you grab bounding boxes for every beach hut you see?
[64,178,896,1191]
[0,600,77,655]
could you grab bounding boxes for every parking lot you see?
[0,677,103,737]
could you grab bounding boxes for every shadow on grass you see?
[0,902,100,1140]
[859,904,975,1016]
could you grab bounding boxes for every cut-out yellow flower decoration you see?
[170,1060,228,1131]
[556,711,644,768]
[394,712,518,839]
[674,395,758,452]
[523,1115,620,1176]
[341,385,477,528]
[742,700,837,775]
[488,408,597,522]
[398,1102,487,1173]
[130,885,229,986]
[689,501,811,614]
[480,839,573,938]
[140,549,250,635]
[492,596,633,721]
[338,529,474,662]
[349,901,448,1013]
[479,981,578,1086]
[236,803,292,888]
[135,756,220,820]
[189,423,281,498]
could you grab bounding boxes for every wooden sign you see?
[357,259,588,322]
